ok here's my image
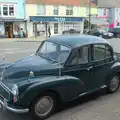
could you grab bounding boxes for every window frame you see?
[1,4,16,17]
[68,45,90,65]
[91,43,113,62]
[66,6,73,15]
[37,4,45,15]
[53,5,59,15]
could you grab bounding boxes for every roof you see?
[47,35,111,48]
[25,0,96,7]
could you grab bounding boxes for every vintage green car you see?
[0,35,120,120]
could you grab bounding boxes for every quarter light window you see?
[93,44,112,61]
[71,45,89,65]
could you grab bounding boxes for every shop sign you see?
[0,19,27,22]
[54,17,66,22]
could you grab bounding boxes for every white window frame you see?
[0,4,16,17]
[53,5,59,15]
[66,6,73,16]
[37,4,45,15]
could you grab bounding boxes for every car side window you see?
[71,45,89,65]
[93,44,112,61]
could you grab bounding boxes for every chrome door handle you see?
[86,66,93,71]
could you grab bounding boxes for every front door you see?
[91,44,114,88]
[5,22,13,38]
[64,45,95,93]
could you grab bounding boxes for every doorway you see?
[5,22,13,38]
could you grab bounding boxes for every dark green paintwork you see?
[0,35,120,110]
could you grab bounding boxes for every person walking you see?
[48,26,51,37]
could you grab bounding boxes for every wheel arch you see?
[105,69,120,86]
[28,89,63,109]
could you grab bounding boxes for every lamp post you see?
[88,0,91,34]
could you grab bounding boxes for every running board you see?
[79,85,107,97]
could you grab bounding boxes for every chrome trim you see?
[0,81,13,94]
[100,85,107,89]
[0,99,29,113]
[0,82,11,100]
[79,92,87,97]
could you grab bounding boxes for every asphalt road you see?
[1,38,120,120]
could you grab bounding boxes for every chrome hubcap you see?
[110,76,119,92]
[35,96,53,117]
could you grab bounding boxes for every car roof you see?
[47,35,111,48]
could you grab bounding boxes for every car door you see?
[63,45,96,93]
[91,44,114,88]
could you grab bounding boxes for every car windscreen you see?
[37,41,71,63]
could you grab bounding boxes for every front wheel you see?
[30,92,58,120]
[107,75,120,93]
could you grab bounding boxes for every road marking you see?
[0,48,21,51]
[0,49,36,55]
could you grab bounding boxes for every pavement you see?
[0,38,120,120]
[0,36,46,42]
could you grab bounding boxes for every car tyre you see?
[117,34,120,38]
[30,92,58,120]
[107,75,120,93]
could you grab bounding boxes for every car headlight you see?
[12,84,19,96]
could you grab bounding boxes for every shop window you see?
[66,6,73,15]
[37,4,45,15]
[53,6,59,15]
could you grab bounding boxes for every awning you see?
[86,18,109,25]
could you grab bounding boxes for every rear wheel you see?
[107,75,120,93]
[30,92,58,120]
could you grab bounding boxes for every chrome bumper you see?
[0,99,29,113]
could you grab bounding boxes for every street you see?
[1,38,120,120]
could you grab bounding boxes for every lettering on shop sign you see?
[54,17,66,21]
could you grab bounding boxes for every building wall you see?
[25,4,97,17]
[0,0,25,19]
[26,4,37,19]
[25,4,97,37]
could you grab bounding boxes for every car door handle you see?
[86,66,93,71]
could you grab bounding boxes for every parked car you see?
[62,29,80,34]
[1,35,120,120]
[108,28,120,38]
[90,28,113,39]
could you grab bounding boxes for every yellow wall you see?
[25,4,97,18]
[26,4,37,19]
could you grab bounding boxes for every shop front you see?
[28,16,84,37]
[0,18,27,38]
